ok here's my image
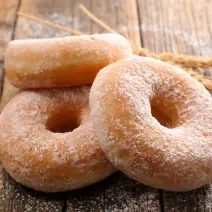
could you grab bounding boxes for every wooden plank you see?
[67,173,160,211]
[0,77,19,111]
[137,0,212,74]
[0,0,19,106]
[0,0,77,211]
[66,0,160,211]
[137,0,212,211]
[90,0,141,47]
[0,64,5,102]
[0,0,20,62]
[0,170,66,212]
[0,0,19,105]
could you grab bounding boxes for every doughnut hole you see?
[46,109,80,133]
[151,96,179,128]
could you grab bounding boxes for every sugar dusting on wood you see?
[0,170,64,212]
[67,173,160,212]
[20,13,73,39]
[0,163,3,192]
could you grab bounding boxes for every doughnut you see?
[4,33,133,89]
[0,86,116,192]
[90,56,212,191]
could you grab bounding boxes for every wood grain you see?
[67,173,160,211]
[0,64,5,102]
[0,77,19,111]
[137,0,212,211]
[0,0,20,107]
[0,0,20,62]
[0,170,65,212]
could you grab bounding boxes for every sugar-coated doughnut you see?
[90,56,212,191]
[0,86,116,192]
[5,33,133,89]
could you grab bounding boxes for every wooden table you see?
[0,0,212,211]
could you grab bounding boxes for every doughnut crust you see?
[0,86,115,192]
[90,56,212,191]
[5,33,132,88]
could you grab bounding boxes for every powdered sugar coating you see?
[90,56,212,191]
[5,33,133,88]
[0,86,115,192]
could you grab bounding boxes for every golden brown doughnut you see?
[90,56,212,191]
[0,86,115,192]
[4,33,132,88]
